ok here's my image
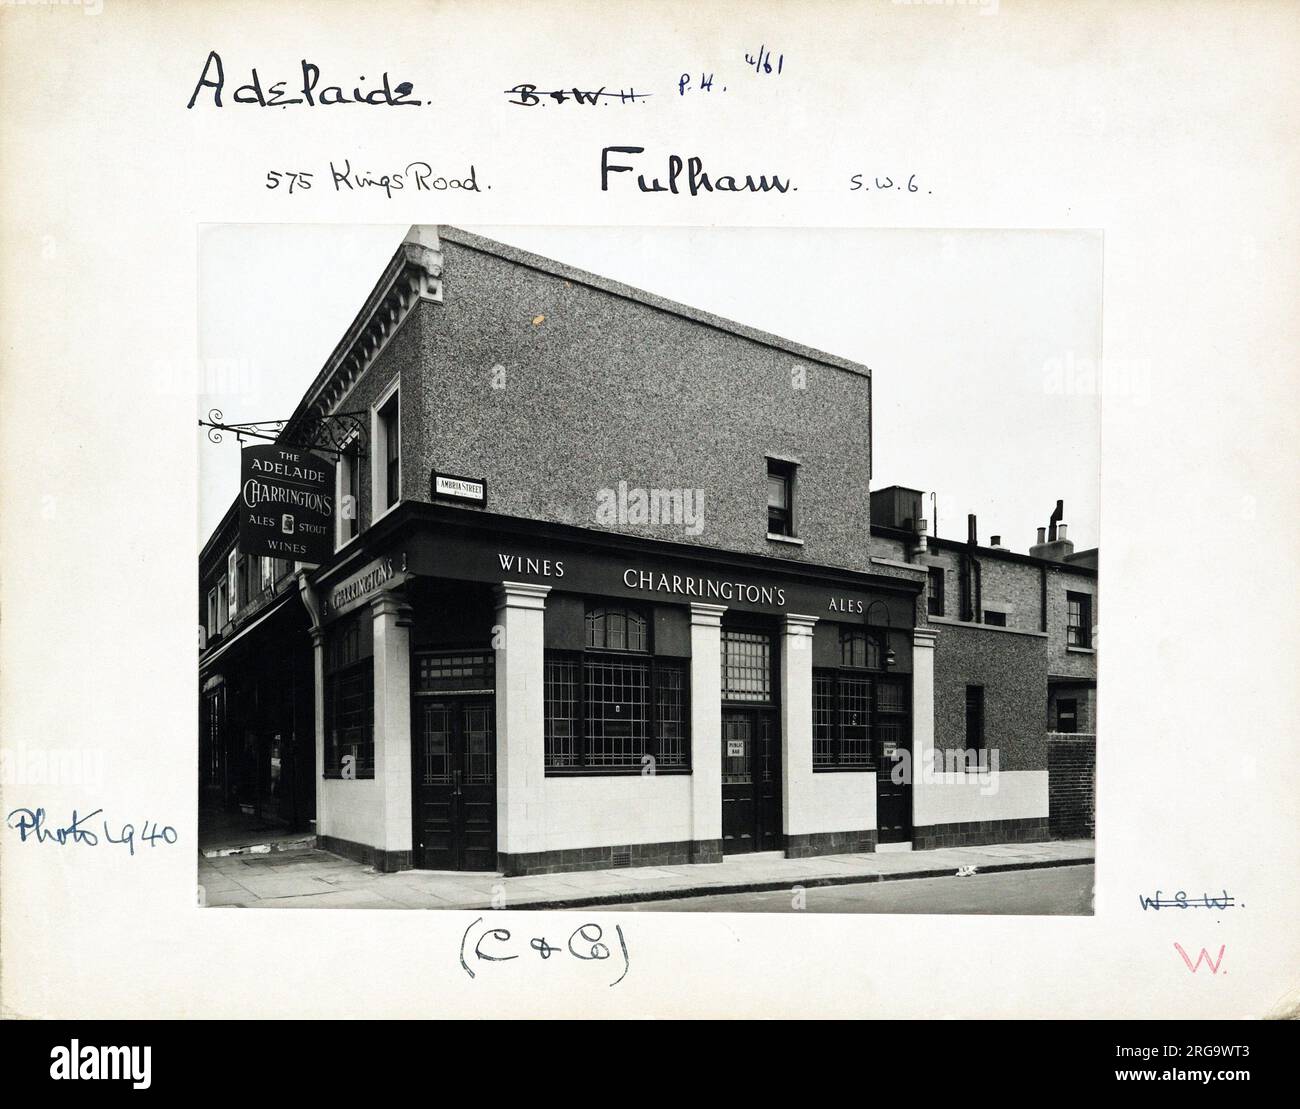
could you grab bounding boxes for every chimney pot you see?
[1036,527,1046,544]
[967,514,978,545]
[990,534,1002,547]
[1057,524,1068,541]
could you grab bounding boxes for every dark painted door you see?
[412,697,497,871]
[721,709,781,853]
[875,716,912,843]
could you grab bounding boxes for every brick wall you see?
[1048,732,1095,837]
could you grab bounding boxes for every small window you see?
[260,556,274,590]
[339,442,361,545]
[217,577,228,626]
[965,685,985,751]
[722,630,773,702]
[1056,698,1078,733]
[206,588,218,636]
[235,555,248,609]
[766,458,796,537]
[585,606,648,652]
[983,610,1007,627]
[377,391,400,514]
[839,627,883,670]
[927,567,945,617]
[1066,591,1092,647]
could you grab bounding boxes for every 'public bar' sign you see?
[238,444,335,565]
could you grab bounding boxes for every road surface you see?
[617,863,1095,914]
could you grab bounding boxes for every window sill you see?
[543,767,693,778]
[766,532,804,546]
[1066,645,1096,654]
[333,530,363,557]
[371,499,401,528]
[322,772,376,781]
[813,765,877,773]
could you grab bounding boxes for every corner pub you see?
[199,225,1095,876]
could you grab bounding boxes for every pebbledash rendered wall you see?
[919,621,1049,847]
[401,227,876,572]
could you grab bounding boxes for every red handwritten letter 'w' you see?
[1174,943,1226,974]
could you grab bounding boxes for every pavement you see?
[198,838,1094,911]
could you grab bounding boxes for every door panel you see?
[721,713,755,853]
[875,717,912,843]
[755,714,782,851]
[415,702,457,870]
[412,697,497,871]
[457,701,497,872]
[721,709,782,853]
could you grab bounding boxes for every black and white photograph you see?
[197,223,1100,915]
[3,0,1297,1052]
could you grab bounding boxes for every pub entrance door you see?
[874,679,913,844]
[412,695,497,871]
[721,708,782,854]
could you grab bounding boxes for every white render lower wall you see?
[319,778,385,848]
[798,772,877,834]
[531,775,694,853]
[913,769,1048,827]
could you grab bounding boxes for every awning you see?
[199,589,301,674]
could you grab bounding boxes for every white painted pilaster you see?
[310,625,326,835]
[688,603,726,851]
[910,627,939,828]
[494,581,551,858]
[780,613,819,838]
[371,592,414,854]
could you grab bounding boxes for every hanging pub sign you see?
[238,443,335,565]
[431,470,486,507]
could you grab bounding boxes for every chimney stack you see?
[1031,500,1075,562]
[967,514,978,545]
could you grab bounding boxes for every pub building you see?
[199,225,1094,875]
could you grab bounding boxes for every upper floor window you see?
[1066,591,1092,647]
[375,387,400,516]
[235,554,248,608]
[217,576,228,626]
[206,588,218,636]
[338,440,361,547]
[927,566,945,617]
[586,606,648,652]
[766,458,797,537]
